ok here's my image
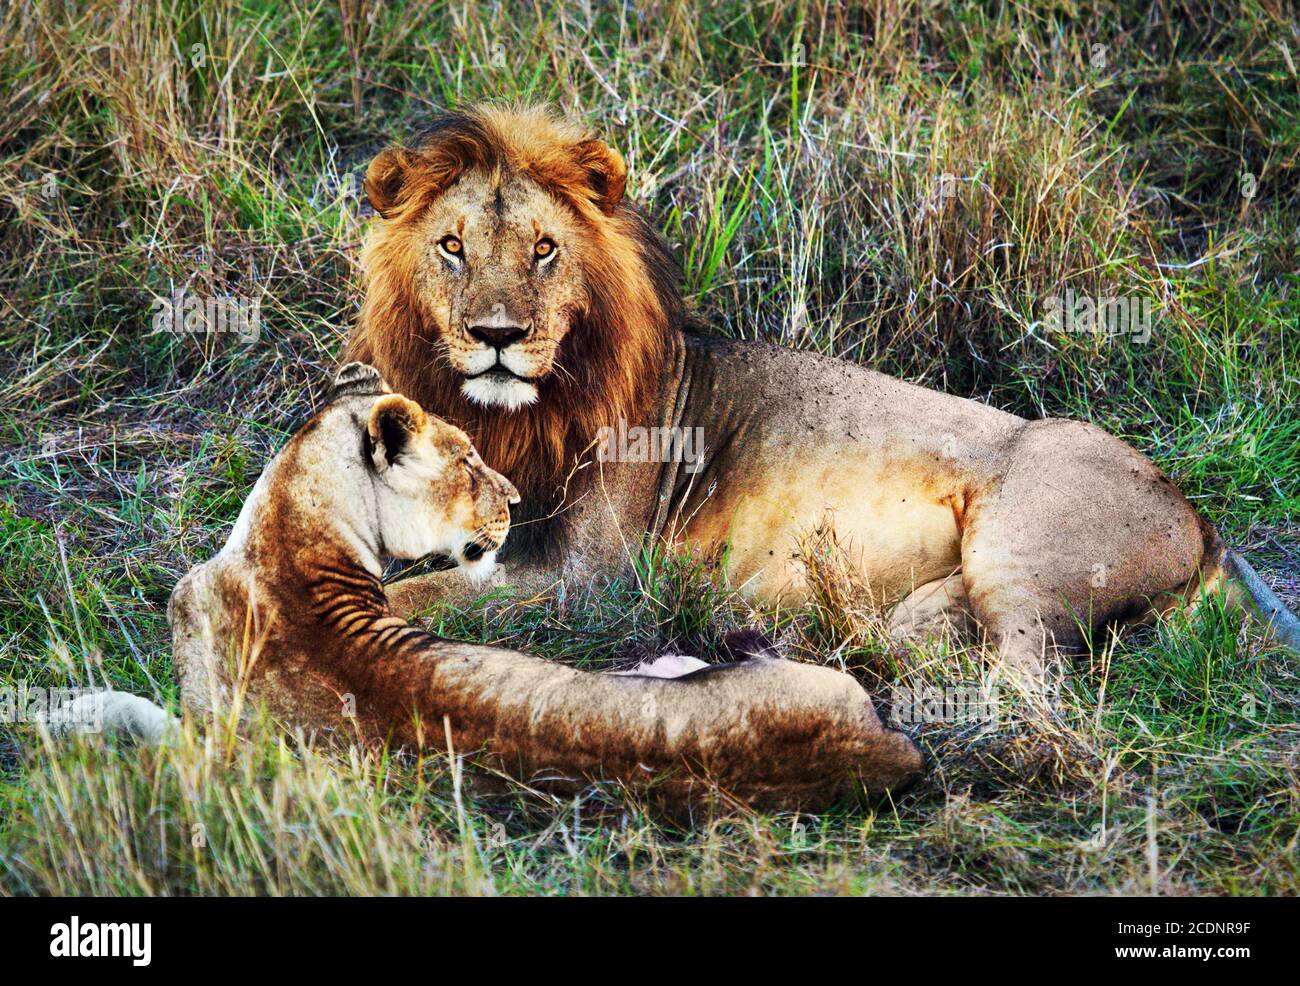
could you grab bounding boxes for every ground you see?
[1,0,1298,895]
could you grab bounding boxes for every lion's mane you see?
[347,105,685,551]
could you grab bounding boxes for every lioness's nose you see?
[468,322,528,349]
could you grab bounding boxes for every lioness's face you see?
[366,393,520,578]
[406,170,589,411]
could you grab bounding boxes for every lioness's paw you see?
[330,362,391,400]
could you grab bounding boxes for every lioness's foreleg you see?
[386,561,560,618]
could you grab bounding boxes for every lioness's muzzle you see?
[460,538,494,561]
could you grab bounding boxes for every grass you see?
[1,0,1298,896]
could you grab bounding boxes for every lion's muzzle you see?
[467,320,529,351]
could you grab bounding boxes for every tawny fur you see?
[165,365,923,811]
[348,103,1299,678]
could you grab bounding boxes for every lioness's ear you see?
[366,394,427,473]
[330,362,390,401]
[572,138,627,214]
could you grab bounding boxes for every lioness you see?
[153,363,920,809]
[348,103,1299,679]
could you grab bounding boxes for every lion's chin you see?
[461,375,539,411]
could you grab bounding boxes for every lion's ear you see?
[572,138,627,214]
[366,394,427,473]
[365,147,428,220]
[330,362,390,401]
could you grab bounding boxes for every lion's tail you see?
[1221,548,1300,653]
[39,689,177,744]
[1190,526,1300,653]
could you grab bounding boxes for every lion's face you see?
[403,170,590,411]
[352,106,682,514]
[365,391,520,578]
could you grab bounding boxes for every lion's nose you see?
[468,322,528,350]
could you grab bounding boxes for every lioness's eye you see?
[439,235,463,258]
[534,238,557,261]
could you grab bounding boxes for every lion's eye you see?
[439,236,463,260]
[534,238,557,262]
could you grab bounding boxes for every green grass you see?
[1,0,1298,896]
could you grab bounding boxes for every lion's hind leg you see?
[886,570,975,646]
[887,571,1066,684]
[956,418,1208,686]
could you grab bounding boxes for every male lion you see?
[348,104,1300,679]
[67,364,920,810]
